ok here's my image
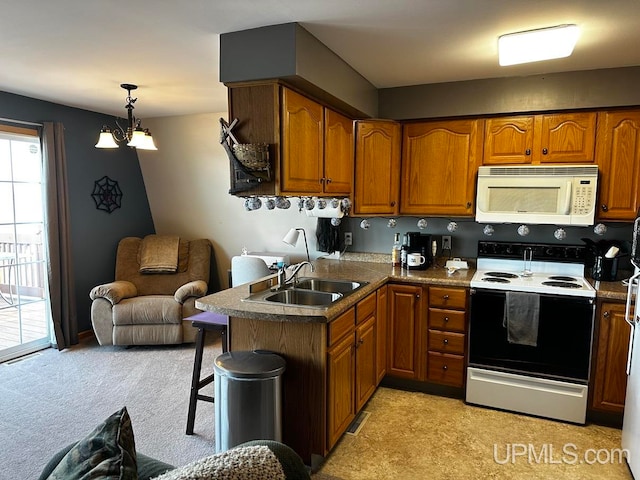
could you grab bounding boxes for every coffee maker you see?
[403,232,432,270]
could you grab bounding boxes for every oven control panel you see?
[477,241,586,263]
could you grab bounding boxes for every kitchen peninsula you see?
[195,255,628,467]
[196,257,472,467]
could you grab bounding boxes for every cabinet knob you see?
[442,365,448,371]
[444,316,449,323]
[603,311,610,318]
[443,339,449,345]
[390,201,396,207]
[466,202,472,209]
[326,178,332,184]
[319,178,325,184]
[542,148,548,155]
[355,338,364,349]
[601,204,609,212]
[525,149,531,156]
[443,294,449,300]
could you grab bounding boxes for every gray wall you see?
[379,66,640,119]
[220,22,378,118]
[0,91,155,334]
[341,216,633,272]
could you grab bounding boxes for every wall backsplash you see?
[341,216,633,271]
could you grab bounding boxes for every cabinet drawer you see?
[356,292,377,325]
[427,352,465,387]
[428,330,465,355]
[428,308,466,333]
[329,308,355,346]
[429,286,466,309]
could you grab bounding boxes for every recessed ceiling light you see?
[498,24,580,66]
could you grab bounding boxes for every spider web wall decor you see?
[91,176,123,213]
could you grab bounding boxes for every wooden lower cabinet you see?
[591,301,631,413]
[427,286,468,387]
[327,292,379,450]
[327,322,356,449]
[387,283,426,380]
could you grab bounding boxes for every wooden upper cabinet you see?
[323,109,353,195]
[537,113,597,163]
[354,120,401,215]
[400,119,482,216]
[483,112,597,165]
[595,110,640,221]
[281,88,324,194]
[483,116,535,164]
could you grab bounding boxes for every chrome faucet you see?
[277,261,315,289]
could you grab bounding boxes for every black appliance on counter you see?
[402,232,432,270]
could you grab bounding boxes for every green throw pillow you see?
[46,406,137,480]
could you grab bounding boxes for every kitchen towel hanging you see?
[503,291,540,346]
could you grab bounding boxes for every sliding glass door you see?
[0,125,50,363]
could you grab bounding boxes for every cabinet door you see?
[281,88,324,194]
[387,284,425,380]
[595,110,640,221]
[592,302,631,413]
[327,333,355,450]
[483,116,535,165]
[324,109,353,195]
[355,315,377,411]
[376,285,388,384]
[354,120,401,215]
[535,112,597,163]
[400,119,482,216]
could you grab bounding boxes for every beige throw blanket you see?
[139,235,180,273]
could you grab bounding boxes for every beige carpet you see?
[316,387,632,480]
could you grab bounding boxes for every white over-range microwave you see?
[475,164,599,226]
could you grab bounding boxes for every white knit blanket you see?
[151,445,286,480]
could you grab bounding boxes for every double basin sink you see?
[243,277,368,308]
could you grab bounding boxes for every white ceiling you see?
[2,0,640,119]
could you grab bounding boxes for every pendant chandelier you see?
[95,83,157,150]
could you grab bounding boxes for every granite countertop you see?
[196,255,474,323]
[195,254,632,322]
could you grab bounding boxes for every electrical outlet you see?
[442,235,452,251]
[344,232,353,246]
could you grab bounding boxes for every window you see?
[0,124,51,362]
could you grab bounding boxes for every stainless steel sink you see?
[264,289,342,306]
[241,276,368,308]
[295,278,364,294]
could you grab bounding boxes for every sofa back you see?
[115,237,212,296]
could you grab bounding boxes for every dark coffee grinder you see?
[403,232,432,270]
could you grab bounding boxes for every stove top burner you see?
[485,271,519,279]
[481,277,511,283]
[548,275,577,282]
[541,281,582,289]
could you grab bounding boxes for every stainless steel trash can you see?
[214,350,286,452]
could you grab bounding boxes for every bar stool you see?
[185,311,229,435]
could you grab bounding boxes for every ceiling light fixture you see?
[498,24,580,66]
[95,83,157,150]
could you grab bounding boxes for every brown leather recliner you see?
[90,236,213,346]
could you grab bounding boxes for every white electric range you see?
[466,241,596,424]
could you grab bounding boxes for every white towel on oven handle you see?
[503,291,540,346]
